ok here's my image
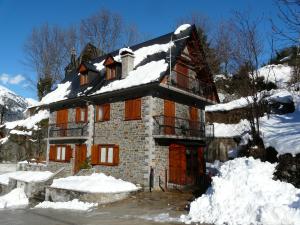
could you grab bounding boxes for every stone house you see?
[45,24,219,189]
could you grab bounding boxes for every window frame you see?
[80,74,89,85]
[96,103,110,122]
[50,145,71,162]
[75,106,88,123]
[106,66,116,80]
[91,144,119,166]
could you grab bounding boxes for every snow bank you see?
[258,64,292,88]
[206,96,252,112]
[51,173,139,193]
[34,199,98,211]
[0,171,53,185]
[182,157,300,225]
[94,60,168,95]
[268,89,293,103]
[0,188,29,209]
[33,81,71,107]
[174,24,191,35]
[260,94,300,155]
[213,119,250,137]
[4,109,49,130]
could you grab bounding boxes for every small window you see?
[49,145,72,162]
[75,107,88,123]
[125,98,141,120]
[80,74,88,85]
[106,67,116,80]
[91,145,119,166]
[96,104,110,122]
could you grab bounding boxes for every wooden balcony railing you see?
[170,72,214,99]
[153,115,214,138]
[48,122,88,138]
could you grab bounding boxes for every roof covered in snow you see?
[33,24,213,107]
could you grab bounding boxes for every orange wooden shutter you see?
[125,98,141,120]
[103,104,110,121]
[65,145,72,162]
[96,105,99,121]
[75,108,80,123]
[125,100,130,120]
[164,100,175,135]
[134,98,141,119]
[91,145,98,165]
[113,145,119,165]
[49,145,56,161]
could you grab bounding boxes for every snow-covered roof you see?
[174,24,191,35]
[33,24,197,107]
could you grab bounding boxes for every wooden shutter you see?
[56,109,68,125]
[91,145,99,165]
[197,147,205,175]
[65,145,72,162]
[75,108,80,123]
[164,100,175,135]
[103,104,110,121]
[113,145,119,165]
[125,98,141,120]
[189,106,199,135]
[176,63,189,89]
[49,145,56,161]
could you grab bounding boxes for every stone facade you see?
[47,95,206,189]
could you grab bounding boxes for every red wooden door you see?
[189,107,199,136]
[164,100,175,135]
[169,144,186,185]
[56,109,68,136]
[74,144,87,174]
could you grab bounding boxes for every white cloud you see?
[0,73,26,85]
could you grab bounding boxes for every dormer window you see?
[106,66,116,80]
[80,74,89,85]
[103,55,121,81]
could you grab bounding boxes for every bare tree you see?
[123,24,141,46]
[213,21,235,75]
[230,11,265,145]
[23,24,78,99]
[80,9,123,54]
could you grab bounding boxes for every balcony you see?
[153,115,214,141]
[48,122,89,139]
[169,72,214,99]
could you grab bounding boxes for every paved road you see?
[0,191,194,225]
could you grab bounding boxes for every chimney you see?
[120,48,134,79]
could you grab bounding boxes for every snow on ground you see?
[260,94,300,155]
[174,24,191,35]
[51,173,139,193]
[0,171,53,185]
[258,64,292,88]
[137,213,181,223]
[181,157,300,225]
[213,119,250,138]
[4,109,49,130]
[0,188,29,209]
[34,199,98,211]
[33,81,71,107]
[94,60,168,95]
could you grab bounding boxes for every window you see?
[80,74,88,85]
[75,107,88,123]
[49,145,72,162]
[106,67,116,80]
[91,145,119,166]
[125,98,141,120]
[96,104,110,122]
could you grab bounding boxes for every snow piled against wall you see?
[0,188,29,209]
[181,157,300,225]
[51,173,139,193]
[0,171,53,185]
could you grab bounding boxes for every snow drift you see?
[0,188,29,209]
[51,173,139,193]
[182,157,300,225]
[35,199,98,211]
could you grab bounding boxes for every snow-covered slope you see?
[0,85,33,122]
[182,157,300,225]
[258,64,292,88]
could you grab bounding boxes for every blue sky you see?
[0,0,283,100]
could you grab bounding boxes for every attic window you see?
[80,74,88,85]
[106,66,116,80]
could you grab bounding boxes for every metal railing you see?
[170,72,214,98]
[48,122,88,138]
[153,115,214,138]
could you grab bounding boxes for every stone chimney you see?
[120,48,134,79]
